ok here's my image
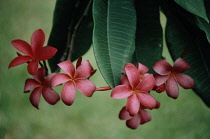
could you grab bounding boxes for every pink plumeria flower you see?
[153,58,195,99]
[24,67,60,109]
[119,101,160,129]
[111,63,156,116]
[9,29,57,75]
[51,58,96,106]
[119,106,152,129]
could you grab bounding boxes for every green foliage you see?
[48,0,210,107]
[135,0,163,73]
[93,0,136,88]
[48,0,93,72]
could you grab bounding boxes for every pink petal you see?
[111,85,132,99]
[31,29,45,52]
[30,87,42,109]
[8,56,32,68]
[58,60,75,77]
[42,87,60,105]
[24,79,40,92]
[153,60,172,75]
[173,58,190,73]
[122,63,133,73]
[35,46,57,61]
[120,75,130,85]
[61,81,76,106]
[75,79,96,97]
[45,73,57,87]
[136,74,156,92]
[27,59,39,75]
[126,115,140,129]
[166,76,179,99]
[34,67,45,83]
[126,94,140,116]
[11,40,33,56]
[175,73,195,89]
[119,106,132,120]
[125,64,140,89]
[51,73,70,87]
[136,63,148,74]
[154,74,169,86]
[139,109,151,125]
[75,60,93,79]
[138,93,156,109]
[76,57,82,69]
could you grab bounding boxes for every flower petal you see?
[166,76,179,99]
[34,67,45,83]
[24,79,40,92]
[75,60,93,79]
[111,85,132,99]
[125,64,140,89]
[51,73,70,87]
[42,87,60,105]
[27,59,39,75]
[126,115,140,129]
[126,94,140,116]
[45,73,57,87]
[76,57,82,69]
[154,74,169,86]
[136,74,156,92]
[29,87,42,109]
[120,75,130,85]
[153,60,172,75]
[11,40,33,56]
[119,106,132,120]
[173,58,190,73]
[139,109,151,125]
[58,60,75,77]
[136,63,148,74]
[175,73,195,89]
[35,46,57,61]
[61,81,76,106]
[8,56,32,68]
[31,29,45,52]
[75,79,96,97]
[138,93,156,109]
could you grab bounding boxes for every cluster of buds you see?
[9,29,195,129]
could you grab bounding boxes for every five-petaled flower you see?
[24,67,60,109]
[111,63,157,116]
[8,29,57,75]
[153,57,195,99]
[51,57,96,106]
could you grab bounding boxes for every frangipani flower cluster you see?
[9,29,195,130]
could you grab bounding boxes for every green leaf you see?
[174,0,209,22]
[93,0,136,88]
[162,1,210,107]
[196,0,210,43]
[48,0,93,72]
[135,0,163,73]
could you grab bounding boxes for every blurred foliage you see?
[1,0,210,139]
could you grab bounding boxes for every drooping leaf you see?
[135,0,163,73]
[196,0,210,43]
[93,0,136,88]
[161,0,210,107]
[174,0,209,22]
[48,0,93,72]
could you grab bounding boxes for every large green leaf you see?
[93,0,136,88]
[161,0,210,107]
[48,0,93,72]
[196,0,210,43]
[135,0,163,73]
[174,0,209,22]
